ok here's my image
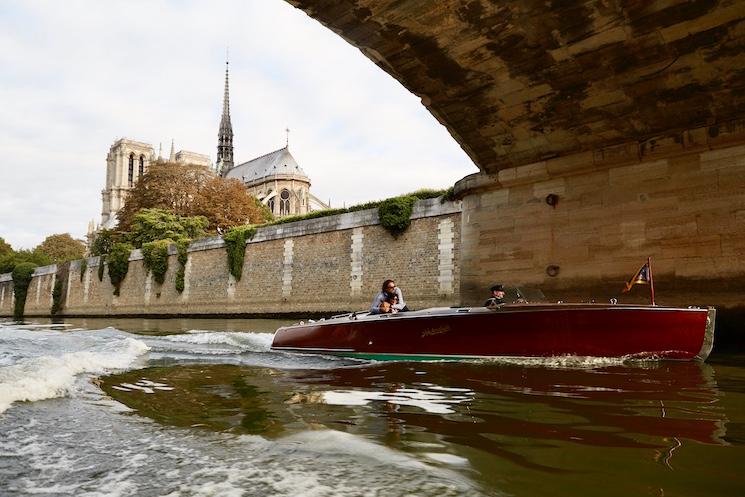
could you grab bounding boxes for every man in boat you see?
[370,279,409,314]
[484,284,505,309]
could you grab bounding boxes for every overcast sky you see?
[0,0,477,250]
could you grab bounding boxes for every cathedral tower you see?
[101,139,155,228]
[217,60,234,175]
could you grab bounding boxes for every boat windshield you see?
[504,287,547,304]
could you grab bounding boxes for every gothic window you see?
[128,153,134,187]
[280,189,290,216]
[268,197,275,214]
[139,155,145,177]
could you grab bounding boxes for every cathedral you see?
[216,61,329,216]
[96,60,327,232]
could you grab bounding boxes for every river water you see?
[1,317,743,496]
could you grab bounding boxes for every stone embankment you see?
[0,199,461,318]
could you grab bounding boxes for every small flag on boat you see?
[622,262,651,293]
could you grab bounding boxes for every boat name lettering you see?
[422,326,450,337]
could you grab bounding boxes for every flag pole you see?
[648,256,656,306]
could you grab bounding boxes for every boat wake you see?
[0,336,149,415]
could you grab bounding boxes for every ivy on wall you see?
[51,278,63,316]
[11,262,36,320]
[97,256,105,282]
[79,259,87,282]
[175,239,190,293]
[223,226,257,281]
[107,243,133,296]
[51,262,70,316]
[378,196,417,238]
[142,239,171,285]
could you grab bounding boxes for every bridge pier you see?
[455,121,745,312]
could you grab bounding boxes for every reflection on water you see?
[102,358,741,495]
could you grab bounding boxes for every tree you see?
[127,208,208,248]
[192,176,273,232]
[116,160,213,231]
[0,249,52,274]
[0,237,11,257]
[89,228,120,256]
[35,233,86,264]
[116,160,270,234]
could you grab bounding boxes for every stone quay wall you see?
[455,127,745,310]
[0,199,461,318]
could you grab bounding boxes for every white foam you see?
[0,337,150,415]
[479,354,651,369]
[157,331,274,352]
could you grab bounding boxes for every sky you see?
[0,0,477,250]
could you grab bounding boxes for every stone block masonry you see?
[455,136,745,309]
[0,199,462,318]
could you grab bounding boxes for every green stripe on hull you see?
[334,352,474,361]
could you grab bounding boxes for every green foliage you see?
[12,262,36,320]
[0,236,12,257]
[406,188,448,200]
[90,228,119,256]
[0,249,52,275]
[128,209,208,248]
[252,196,274,223]
[142,239,171,285]
[223,225,257,280]
[51,263,70,316]
[97,256,105,282]
[35,233,85,264]
[107,243,133,296]
[79,259,87,282]
[175,239,190,293]
[378,196,417,237]
[440,186,457,203]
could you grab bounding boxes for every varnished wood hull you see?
[271,304,715,361]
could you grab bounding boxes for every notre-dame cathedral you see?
[96,61,328,233]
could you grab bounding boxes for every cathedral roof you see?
[226,146,309,184]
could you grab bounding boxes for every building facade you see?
[216,62,328,217]
[99,139,210,229]
[224,146,327,217]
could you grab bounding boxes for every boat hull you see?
[271,305,715,362]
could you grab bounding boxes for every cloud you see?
[0,0,477,249]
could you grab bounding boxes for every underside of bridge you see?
[288,0,745,335]
[288,0,745,173]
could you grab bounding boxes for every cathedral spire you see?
[217,58,234,175]
[169,139,175,162]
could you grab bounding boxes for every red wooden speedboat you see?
[271,299,715,362]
